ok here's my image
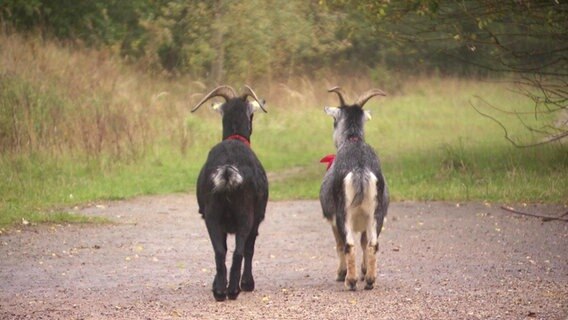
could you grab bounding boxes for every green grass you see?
[0,35,566,227]
[258,83,567,203]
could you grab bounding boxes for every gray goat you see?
[319,86,389,291]
[191,85,268,301]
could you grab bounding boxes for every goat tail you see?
[344,169,378,208]
[211,165,244,192]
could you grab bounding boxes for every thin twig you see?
[500,206,568,222]
[470,101,568,148]
[473,95,551,115]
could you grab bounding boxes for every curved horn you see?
[354,89,386,108]
[241,85,267,113]
[191,85,237,113]
[327,86,347,107]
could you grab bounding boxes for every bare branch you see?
[501,206,568,222]
[470,100,568,148]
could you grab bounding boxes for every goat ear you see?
[210,102,224,114]
[249,99,266,113]
[364,110,372,121]
[324,106,340,118]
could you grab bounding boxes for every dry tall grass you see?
[0,33,406,160]
[0,33,210,159]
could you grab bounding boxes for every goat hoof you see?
[241,279,255,292]
[227,289,240,300]
[364,277,375,290]
[336,270,347,282]
[213,291,227,301]
[212,277,227,301]
[345,278,357,291]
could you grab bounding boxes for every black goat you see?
[319,87,389,291]
[191,85,268,301]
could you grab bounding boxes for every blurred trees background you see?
[2,0,565,80]
[1,0,566,144]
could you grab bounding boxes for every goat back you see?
[196,140,268,215]
[319,141,387,220]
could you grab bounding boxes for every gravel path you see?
[1,195,567,319]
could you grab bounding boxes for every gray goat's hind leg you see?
[360,231,368,281]
[332,225,347,281]
[344,243,357,290]
[364,243,378,290]
[364,221,379,290]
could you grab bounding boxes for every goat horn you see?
[355,89,387,108]
[241,85,267,113]
[328,86,347,107]
[191,85,237,113]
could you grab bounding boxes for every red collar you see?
[320,154,336,170]
[225,134,250,147]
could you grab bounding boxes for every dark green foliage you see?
[2,0,566,79]
[1,0,151,55]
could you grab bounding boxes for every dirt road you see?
[1,195,567,319]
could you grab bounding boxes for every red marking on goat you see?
[226,134,250,147]
[320,154,336,170]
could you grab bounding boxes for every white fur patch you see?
[324,106,340,118]
[343,171,378,245]
[249,100,262,112]
[211,165,243,192]
[211,102,223,114]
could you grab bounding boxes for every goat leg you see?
[206,220,228,301]
[364,243,378,290]
[344,244,357,291]
[360,231,368,280]
[364,221,379,290]
[241,222,260,292]
[343,218,358,290]
[331,225,347,281]
[227,233,246,300]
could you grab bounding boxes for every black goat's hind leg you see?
[241,222,260,292]
[206,220,228,301]
[227,226,250,300]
